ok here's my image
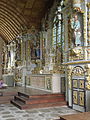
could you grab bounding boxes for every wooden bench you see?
[60,112,90,120]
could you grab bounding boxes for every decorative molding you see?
[63,60,90,65]
[72,66,84,76]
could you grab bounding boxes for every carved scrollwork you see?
[72,66,84,76]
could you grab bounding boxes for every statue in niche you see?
[35,44,40,58]
[71,14,81,47]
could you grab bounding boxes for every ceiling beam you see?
[0,10,20,32]
[0,33,8,44]
[0,21,17,37]
[0,28,12,41]
[0,26,14,40]
[0,7,21,28]
[0,0,26,25]
[0,17,19,35]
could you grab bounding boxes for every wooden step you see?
[18,92,65,99]
[18,92,30,98]
[11,100,66,110]
[11,100,25,109]
[25,101,67,109]
[14,96,29,104]
[30,93,65,99]
[15,95,64,104]
[11,92,66,110]
[26,97,65,104]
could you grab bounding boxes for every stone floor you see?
[0,104,79,120]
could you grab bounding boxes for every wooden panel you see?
[73,90,78,104]
[73,79,78,88]
[79,80,84,89]
[60,112,90,120]
[79,91,84,106]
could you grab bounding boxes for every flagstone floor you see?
[0,104,79,120]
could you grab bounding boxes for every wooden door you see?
[72,66,86,112]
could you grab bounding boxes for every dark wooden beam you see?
[0,33,8,44]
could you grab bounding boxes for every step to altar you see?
[11,92,66,109]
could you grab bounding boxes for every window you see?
[52,2,64,63]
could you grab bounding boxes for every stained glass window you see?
[52,1,64,63]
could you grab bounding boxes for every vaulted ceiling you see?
[0,0,54,43]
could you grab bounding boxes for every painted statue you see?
[35,44,40,58]
[71,15,81,46]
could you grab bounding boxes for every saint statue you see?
[35,44,40,58]
[71,15,81,46]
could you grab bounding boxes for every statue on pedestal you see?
[71,15,81,46]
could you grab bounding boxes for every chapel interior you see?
[0,0,90,120]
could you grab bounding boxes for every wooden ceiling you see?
[0,0,54,43]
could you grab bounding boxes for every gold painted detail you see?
[46,77,52,90]
[72,66,84,76]
[51,65,64,74]
[86,76,90,89]
[73,0,81,4]
[73,90,78,104]
[69,47,84,61]
[63,60,90,65]
[73,0,85,13]
[67,66,73,89]
[79,91,84,106]
[79,80,84,89]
